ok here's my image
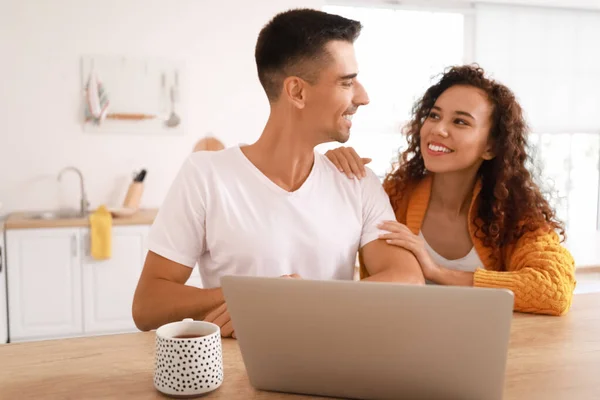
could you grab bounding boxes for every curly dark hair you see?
[383,64,565,267]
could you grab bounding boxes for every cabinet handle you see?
[0,246,3,273]
[71,235,77,257]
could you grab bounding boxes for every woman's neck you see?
[429,171,478,217]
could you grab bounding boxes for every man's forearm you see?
[132,279,224,331]
[360,240,426,285]
[362,265,425,284]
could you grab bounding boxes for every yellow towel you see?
[89,205,112,260]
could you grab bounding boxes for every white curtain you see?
[473,4,600,133]
[475,4,600,252]
[319,5,465,177]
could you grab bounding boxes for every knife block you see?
[123,182,144,210]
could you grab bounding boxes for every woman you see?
[326,65,576,316]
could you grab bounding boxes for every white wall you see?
[0,0,322,214]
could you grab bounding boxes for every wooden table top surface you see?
[1,292,599,400]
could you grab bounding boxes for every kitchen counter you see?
[4,208,157,230]
[1,292,599,399]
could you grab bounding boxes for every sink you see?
[25,210,84,220]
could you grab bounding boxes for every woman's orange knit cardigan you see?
[361,175,576,316]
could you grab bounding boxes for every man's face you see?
[302,40,370,144]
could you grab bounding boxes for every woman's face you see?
[420,85,495,175]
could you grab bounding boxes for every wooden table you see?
[1,293,599,400]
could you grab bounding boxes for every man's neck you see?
[241,114,319,192]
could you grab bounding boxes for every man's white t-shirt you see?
[147,145,395,288]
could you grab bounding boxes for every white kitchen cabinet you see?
[5,224,151,342]
[81,225,149,335]
[1,228,8,344]
[6,228,83,341]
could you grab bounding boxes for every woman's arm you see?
[472,228,576,316]
[428,268,474,286]
[379,221,576,316]
[377,221,475,286]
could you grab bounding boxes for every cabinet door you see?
[0,241,8,344]
[81,225,149,334]
[6,228,83,341]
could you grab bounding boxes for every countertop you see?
[4,208,158,230]
[0,292,599,399]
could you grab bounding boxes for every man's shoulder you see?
[187,146,240,167]
[317,152,382,188]
[316,151,340,175]
[173,146,243,189]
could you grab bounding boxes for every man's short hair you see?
[255,8,362,102]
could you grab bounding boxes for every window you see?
[321,2,600,264]
[529,133,600,234]
[474,4,600,262]
[318,4,466,177]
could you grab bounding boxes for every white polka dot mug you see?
[154,318,224,397]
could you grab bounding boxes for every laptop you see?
[221,276,514,400]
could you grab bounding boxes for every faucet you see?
[58,166,90,217]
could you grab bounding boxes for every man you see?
[132,8,424,337]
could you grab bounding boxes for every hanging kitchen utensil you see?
[162,70,181,128]
[172,70,180,102]
[159,72,169,119]
[165,83,181,128]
